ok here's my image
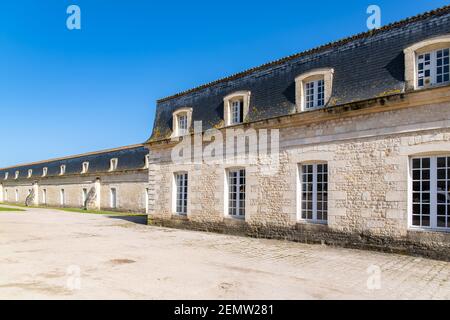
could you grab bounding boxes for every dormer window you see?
[27,169,33,178]
[231,99,243,124]
[223,91,251,126]
[172,108,193,137]
[14,171,19,179]
[417,48,449,88]
[144,154,150,169]
[42,167,48,177]
[404,35,450,90]
[60,165,66,175]
[81,162,89,174]
[305,79,325,109]
[4,172,8,180]
[110,158,118,171]
[295,68,334,112]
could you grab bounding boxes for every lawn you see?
[0,206,25,212]
[0,203,144,216]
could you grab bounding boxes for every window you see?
[82,188,88,205]
[60,165,66,175]
[27,169,33,178]
[81,162,89,174]
[305,79,325,109]
[172,108,193,137]
[145,188,149,213]
[4,172,8,180]
[174,173,188,215]
[178,113,188,135]
[223,91,251,126]
[417,48,450,88]
[110,158,118,171]
[404,35,450,90]
[228,169,246,218]
[60,189,65,206]
[232,100,244,124]
[42,167,48,177]
[144,154,150,169]
[299,163,328,223]
[15,171,19,179]
[42,189,47,205]
[295,68,334,112]
[411,156,450,230]
[110,188,117,209]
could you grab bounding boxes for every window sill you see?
[224,216,245,223]
[297,220,328,226]
[408,226,450,234]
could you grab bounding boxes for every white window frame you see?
[173,172,188,215]
[144,154,150,169]
[298,163,328,224]
[27,169,33,178]
[223,91,251,126]
[60,165,66,176]
[82,188,88,205]
[416,48,450,88]
[109,158,118,171]
[404,35,450,90]
[110,188,117,209]
[172,108,193,137]
[4,172,8,180]
[14,171,19,180]
[295,68,334,112]
[60,189,65,206]
[81,162,89,174]
[410,155,450,231]
[304,79,325,110]
[42,189,47,205]
[226,168,246,218]
[42,167,48,177]
[177,113,188,135]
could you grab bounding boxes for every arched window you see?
[172,107,193,137]
[295,68,334,112]
[223,91,251,126]
[404,35,450,90]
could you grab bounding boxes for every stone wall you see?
[1,170,148,213]
[147,90,450,260]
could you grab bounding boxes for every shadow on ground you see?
[107,215,147,225]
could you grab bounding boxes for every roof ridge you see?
[157,4,450,103]
[0,144,146,171]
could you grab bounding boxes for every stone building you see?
[0,145,149,213]
[145,6,450,259]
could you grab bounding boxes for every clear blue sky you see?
[0,0,448,167]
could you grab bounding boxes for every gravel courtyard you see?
[0,206,449,300]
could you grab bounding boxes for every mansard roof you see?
[0,145,148,181]
[149,5,450,142]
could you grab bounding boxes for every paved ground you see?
[0,206,449,300]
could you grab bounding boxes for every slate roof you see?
[149,5,450,142]
[0,145,148,181]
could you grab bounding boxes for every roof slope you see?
[149,5,450,142]
[0,145,149,181]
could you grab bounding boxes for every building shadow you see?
[107,215,147,225]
